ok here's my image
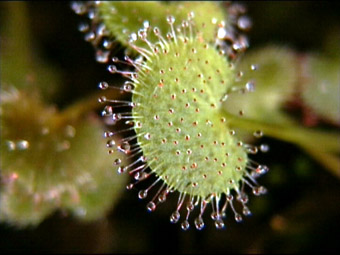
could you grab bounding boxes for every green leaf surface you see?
[98,1,226,49]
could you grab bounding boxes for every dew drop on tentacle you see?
[245,81,255,92]
[181,220,190,231]
[96,50,110,63]
[102,39,113,49]
[17,140,30,150]
[84,31,96,42]
[250,64,258,71]
[134,171,149,181]
[242,206,252,216]
[194,216,205,230]
[122,82,134,92]
[98,81,109,90]
[215,218,225,229]
[78,22,90,33]
[116,141,131,155]
[234,213,243,222]
[106,139,116,148]
[103,131,114,138]
[260,144,269,153]
[101,106,113,116]
[98,96,106,103]
[138,189,148,199]
[211,211,218,221]
[71,2,88,15]
[170,211,180,224]
[237,16,252,31]
[253,130,263,138]
[126,183,134,190]
[146,201,156,212]
[252,186,267,196]
[237,192,249,204]
[158,189,169,203]
[110,113,121,122]
[6,140,16,151]
[255,165,269,175]
[117,166,127,174]
[114,158,122,165]
[96,23,107,36]
[107,64,117,73]
[244,144,258,154]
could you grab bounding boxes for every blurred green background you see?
[1,1,340,253]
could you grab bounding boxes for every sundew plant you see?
[0,1,339,253]
[83,1,270,230]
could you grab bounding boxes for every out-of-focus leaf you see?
[0,87,128,227]
[223,45,299,125]
[301,55,340,125]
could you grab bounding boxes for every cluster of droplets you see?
[101,127,268,231]
[71,1,253,64]
[214,2,252,60]
[71,1,117,64]
[73,1,269,230]
[4,124,76,154]
[165,172,268,231]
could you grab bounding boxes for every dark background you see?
[1,1,340,253]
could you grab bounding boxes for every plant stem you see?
[222,109,340,153]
